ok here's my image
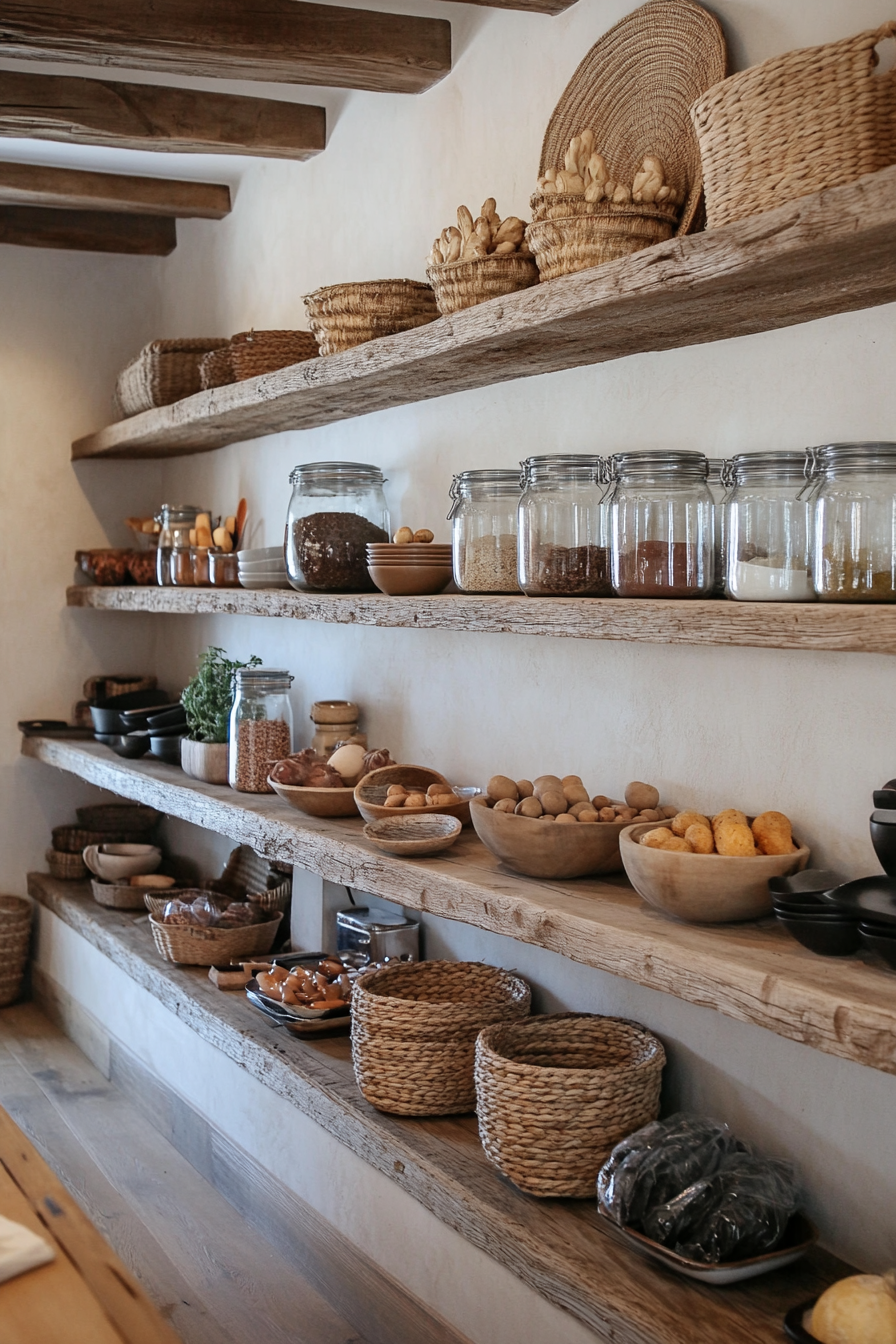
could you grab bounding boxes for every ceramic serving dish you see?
[820,874,896,925]
[859,922,896,968]
[268,777,360,817]
[619,821,810,923]
[471,801,628,879]
[363,814,462,856]
[368,564,453,596]
[354,765,472,825]
[83,843,162,881]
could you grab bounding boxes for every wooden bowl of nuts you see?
[470,775,678,880]
[354,765,473,826]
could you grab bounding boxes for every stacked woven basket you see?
[304,280,439,355]
[0,896,32,1008]
[45,804,160,883]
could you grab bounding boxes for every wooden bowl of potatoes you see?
[620,813,810,924]
[354,765,473,826]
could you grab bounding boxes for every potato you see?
[568,801,591,817]
[637,809,661,823]
[625,781,660,811]
[488,774,519,803]
[516,779,534,798]
[661,805,679,819]
[671,810,711,837]
[515,796,543,818]
[404,792,427,808]
[555,813,578,825]
[384,795,405,808]
[533,775,563,799]
[540,789,568,816]
[493,798,517,813]
[713,820,756,857]
[563,784,590,804]
[577,809,599,823]
[591,795,612,810]
[616,807,638,822]
[641,828,693,852]
[599,807,617,822]
[685,823,715,854]
[561,774,584,786]
[387,784,408,798]
[539,813,555,822]
[752,811,796,856]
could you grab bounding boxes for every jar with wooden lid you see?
[518,455,611,597]
[229,669,294,793]
[610,452,714,598]
[449,470,521,594]
[310,700,367,757]
[812,443,896,601]
[726,452,814,601]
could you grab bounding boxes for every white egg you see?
[327,743,367,782]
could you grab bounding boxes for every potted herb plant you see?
[180,647,261,784]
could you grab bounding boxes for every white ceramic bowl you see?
[82,843,162,881]
[619,821,810,923]
[237,546,285,563]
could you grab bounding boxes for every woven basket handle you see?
[870,21,896,76]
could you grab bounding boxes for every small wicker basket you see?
[51,825,146,853]
[475,1013,665,1198]
[426,254,539,316]
[229,330,319,380]
[691,22,896,228]
[45,848,88,881]
[91,879,155,911]
[199,345,236,391]
[114,338,228,417]
[351,961,531,1116]
[148,912,282,966]
[527,203,677,282]
[205,844,292,913]
[304,280,439,355]
[0,895,32,1008]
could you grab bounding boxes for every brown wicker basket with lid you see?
[691,23,896,229]
[0,895,32,1007]
[475,1013,665,1197]
[351,960,531,1115]
[114,338,228,417]
[229,330,319,380]
[304,280,439,355]
[426,253,539,315]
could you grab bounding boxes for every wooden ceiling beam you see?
[0,206,176,254]
[0,0,452,94]
[0,71,326,160]
[0,162,230,218]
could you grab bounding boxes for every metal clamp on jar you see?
[449,469,521,594]
[285,461,390,593]
[517,454,612,597]
[610,451,714,598]
[726,452,814,601]
[336,908,420,965]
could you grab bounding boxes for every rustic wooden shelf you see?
[67,584,896,655]
[71,166,896,460]
[27,872,847,1344]
[22,737,896,1076]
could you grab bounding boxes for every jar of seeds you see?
[229,668,294,793]
[449,469,521,594]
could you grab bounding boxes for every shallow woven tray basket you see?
[114,338,228,417]
[0,895,32,1008]
[426,254,539,315]
[475,1013,665,1197]
[149,912,282,966]
[45,848,88,881]
[304,280,439,355]
[691,22,896,229]
[91,879,152,911]
[229,330,319,380]
[351,960,531,1116]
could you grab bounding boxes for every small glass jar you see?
[449,470,521,594]
[310,700,367,757]
[706,458,730,597]
[171,546,194,586]
[229,668,295,793]
[610,451,714,598]
[517,455,611,597]
[191,547,211,587]
[155,504,201,586]
[726,452,814,601]
[209,550,240,587]
[286,462,389,592]
[812,443,896,602]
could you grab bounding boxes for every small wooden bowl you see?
[363,814,462,857]
[368,564,453,596]
[620,821,810,924]
[354,764,472,826]
[470,802,628,879]
[268,778,360,818]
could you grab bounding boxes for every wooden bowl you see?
[363,815,462,856]
[470,802,628,879]
[619,821,810,924]
[354,765,472,825]
[269,778,360,818]
[367,564,453,596]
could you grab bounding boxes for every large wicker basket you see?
[475,1013,665,1197]
[229,330,319,380]
[351,961,531,1116]
[426,254,539,315]
[0,895,32,1008]
[114,338,228,417]
[304,280,439,355]
[148,912,282,966]
[692,23,896,230]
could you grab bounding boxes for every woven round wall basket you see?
[0,895,32,1008]
[691,22,896,229]
[304,280,439,355]
[426,254,539,316]
[474,1013,665,1197]
[351,960,531,1116]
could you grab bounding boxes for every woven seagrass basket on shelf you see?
[229,330,319,380]
[205,844,292,913]
[148,911,282,966]
[351,960,531,1116]
[75,803,160,835]
[45,848,88,881]
[0,895,32,1008]
[114,338,228,417]
[199,345,236,391]
[527,203,678,282]
[91,879,158,911]
[691,21,896,229]
[426,253,539,315]
[51,824,146,854]
[304,280,439,355]
[474,1013,665,1198]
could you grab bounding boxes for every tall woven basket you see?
[0,896,32,1008]
[351,961,531,1116]
[691,23,896,228]
[475,1014,665,1197]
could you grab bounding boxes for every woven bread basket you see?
[426,254,539,315]
[114,338,228,417]
[229,330,319,380]
[45,848,88,881]
[305,280,439,355]
[199,345,235,390]
[475,1013,665,1197]
[76,804,160,834]
[691,22,896,229]
[91,879,155,911]
[149,911,282,966]
[0,896,32,1007]
[527,207,677,282]
[351,961,531,1115]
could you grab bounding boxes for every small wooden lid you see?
[311,700,360,725]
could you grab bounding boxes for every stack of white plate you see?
[237,546,291,590]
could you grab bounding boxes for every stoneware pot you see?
[181,738,229,785]
[470,801,628,879]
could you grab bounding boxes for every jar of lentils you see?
[517,454,611,597]
[286,462,390,592]
[610,451,714,598]
[229,668,294,793]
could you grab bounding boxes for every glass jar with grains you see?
[285,462,390,593]
[449,469,521,594]
[518,455,611,597]
[229,668,294,793]
[812,442,896,601]
[726,452,814,601]
[610,451,714,598]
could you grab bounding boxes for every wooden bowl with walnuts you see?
[354,765,473,826]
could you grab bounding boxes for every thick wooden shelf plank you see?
[0,162,230,218]
[21,737,896,1076]
[0,206,176,255]
[0,0,452,95]
[27,873,848,1344]
[72,167,896,460]
[66,584,896,656]
[0,71,326,161]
